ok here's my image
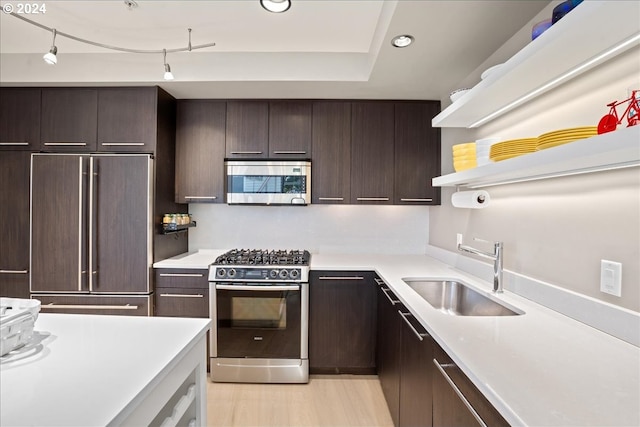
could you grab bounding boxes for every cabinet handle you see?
[230,151,263,155]
[433,359,488,427]
[400,198,433,202]
[159,273,205,278]
[159,293,204,298]
[100,142,145,146]
[318,276,364,280]
[184,196,217,200]
[88,157,95,292]
[0,142,29,146]
[78,157,84,292]
[374,278,385,285]
[318,197,344,201]
[272,151,307,155]
[0,269,28,274]
[398,311,428,341]
[356,197,389,202]
[381,288,400,305]
[44,142,87,146]
[44,303,139,310]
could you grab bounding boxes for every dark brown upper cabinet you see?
[0,88,41,151]
[269,101,312,158]
[394,101,441,205]
[97,87,158,152]
[311,101,351,204]
[175,100,226,203]
[41,88,98,152]
[225,101,269,158]
[350,101,395,204]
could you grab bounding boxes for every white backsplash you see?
[188,204,430,254]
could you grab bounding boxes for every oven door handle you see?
[215,284,300,292]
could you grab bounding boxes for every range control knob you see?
[289,269,300,280]
[269,269,279,279]
[279,269,289,279]
[227,268,237,278]
[217,268,226,278]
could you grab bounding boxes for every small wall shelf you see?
[432,1,640,128]
[432,126,639,188]
[161,221,197,235]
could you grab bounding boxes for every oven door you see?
[212,283,302,359]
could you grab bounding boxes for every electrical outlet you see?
[600,260,622,297]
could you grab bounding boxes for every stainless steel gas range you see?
[208,249,310,383]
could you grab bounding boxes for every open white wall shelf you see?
[432,1,640,129]
[432,126,640,188]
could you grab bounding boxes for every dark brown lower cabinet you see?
[154,269,209,318]
[432,345,510,427]
[36,294,151,316]
[399,311,433,427]
[376,278,402,426]
[309,271,377,374]
[0,275,29,300]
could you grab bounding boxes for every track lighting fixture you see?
[260,0,291,13]
[163,49,174,81]
[43,28,58,65]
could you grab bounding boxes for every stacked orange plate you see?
[489,138,538,161]
[452,142,476,172]
[536,126,598,150]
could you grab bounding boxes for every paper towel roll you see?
[451,190,490,209]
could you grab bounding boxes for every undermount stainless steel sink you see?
[403,279,523,316]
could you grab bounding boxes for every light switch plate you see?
[600,260,622,297]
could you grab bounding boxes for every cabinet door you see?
[37,294,151,316]
[432,346,510,427]
[0,88,41,151]
[351,102,394,204]
[175,100,226,203]
[92,155,151,294]
[311,101,351,204]
[97,87,157,152]
[394,102,441,205]
[155,287,209,318]
[376,281,402,427]
[225,101,268,158]
[269,100,312,158]
[41,88,98,152]
[0,152,31,298]
[31,154,88,293]
[309,271,377,373]
[399,311,433,427]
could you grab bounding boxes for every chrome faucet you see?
[457,234,504,293]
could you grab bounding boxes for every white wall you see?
[430,3,640,313]
[188,204,430,255]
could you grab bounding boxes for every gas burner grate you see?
[213,249,310,266]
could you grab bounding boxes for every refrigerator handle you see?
[88,157,95,292]
[78,157,84,292]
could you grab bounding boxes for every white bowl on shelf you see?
[449,88,471,103]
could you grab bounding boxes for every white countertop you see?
[154,250,640,426]
[0,313,211,427]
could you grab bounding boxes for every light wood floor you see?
[206,375,394,427]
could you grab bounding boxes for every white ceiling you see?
[0,0,550,100]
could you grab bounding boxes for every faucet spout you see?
[457,236,504,293]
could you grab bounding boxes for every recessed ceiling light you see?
[261,0,291,13]
[391,35,414,48]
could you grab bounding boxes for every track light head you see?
[260,0,291,13]
[163,63,174,81]
[43,29,58,65]
[43,46,58,65]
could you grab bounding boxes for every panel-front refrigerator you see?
[30,153,153,315]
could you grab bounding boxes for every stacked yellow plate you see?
[452,142,476,172]
[536,126,598,150]
[489,138,538,161]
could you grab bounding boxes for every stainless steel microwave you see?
[225,160,311,205]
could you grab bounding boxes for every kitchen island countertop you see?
[154,249,640,426]
[0,313,211,426]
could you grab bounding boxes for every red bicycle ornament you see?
[597,89,640,134]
